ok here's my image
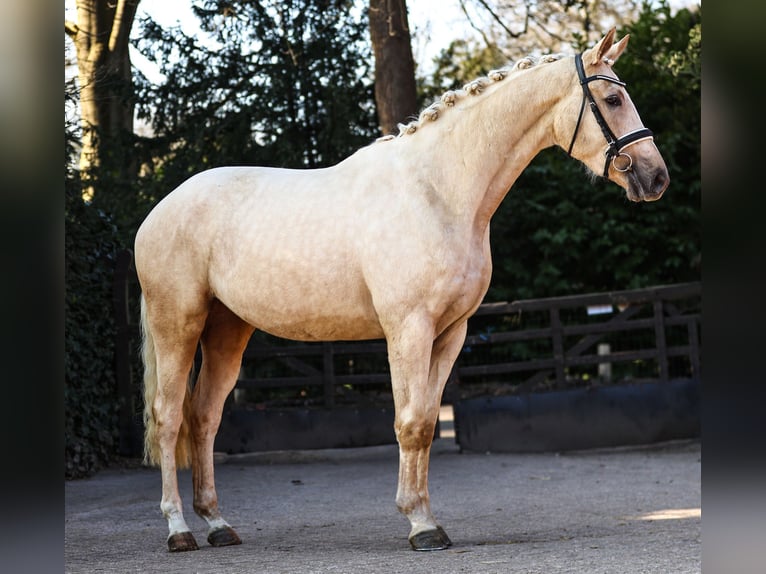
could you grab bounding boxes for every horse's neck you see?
[409,61,570,233]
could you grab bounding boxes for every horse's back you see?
[136,165,339,266]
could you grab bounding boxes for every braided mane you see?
[376,53,566,142]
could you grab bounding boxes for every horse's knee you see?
[189,408,215,435]
[395,417,435,451]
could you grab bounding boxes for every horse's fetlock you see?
[161,500,182,520]
[193,499,219,519]
[396,493,416,515]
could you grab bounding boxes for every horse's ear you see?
[603,34,630,66]
[587,27,617,66]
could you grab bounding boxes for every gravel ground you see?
[65,438,701,573]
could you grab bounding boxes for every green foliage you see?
[471,2,701,301]
[65,170,123,478]
[84,130,148,247]
[133,0,378,211]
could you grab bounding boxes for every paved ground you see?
[65,438,700,573]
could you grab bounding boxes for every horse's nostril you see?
[652,169,669,197]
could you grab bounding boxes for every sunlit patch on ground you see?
[632,508,701,521]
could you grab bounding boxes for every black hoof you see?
[168,531,199,552]
[208,525,242,547]
[409,526,453,551]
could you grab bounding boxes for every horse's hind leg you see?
[191,301,255,547]
[147,305,209,552]
[388,316,468,550]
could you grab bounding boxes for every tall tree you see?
[133,0,377,211]
[368,0,418,136]
[65,0,140,200]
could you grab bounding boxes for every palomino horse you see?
[135,28,668,553]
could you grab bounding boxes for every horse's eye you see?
[605,94,622,107]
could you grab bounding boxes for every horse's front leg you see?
[191,306,254,547]
[388,317,467,551]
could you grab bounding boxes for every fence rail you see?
[113,249,700,454]
[458,281,700,391]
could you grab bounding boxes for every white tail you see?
[140,295,193,468]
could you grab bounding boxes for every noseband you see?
[566,53,654,178]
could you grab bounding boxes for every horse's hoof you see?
[409,526,453,551]
[167,531,199,552]
[208,525,242,547]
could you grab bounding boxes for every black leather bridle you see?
[566,53,654,178]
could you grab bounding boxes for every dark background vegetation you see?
[65,1,700,478]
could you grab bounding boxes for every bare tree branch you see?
[457,0,495,48]
[530,15,566,45]
[471,0,527,39]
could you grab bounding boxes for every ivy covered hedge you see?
[65,166,124,478]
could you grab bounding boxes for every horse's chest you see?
[439,250,492,308]
[400,238,492,321]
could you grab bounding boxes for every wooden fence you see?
[456,281,701,393]
[113,249,700,454]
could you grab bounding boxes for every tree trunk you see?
[66,0,140,201]
[368,0,418,136]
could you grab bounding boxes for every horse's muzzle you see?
[627,163,669,202]
[644,165,669,201]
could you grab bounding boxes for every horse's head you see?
[558,28,669,202]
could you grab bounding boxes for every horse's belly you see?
[254,311,385,342]
[212,270,384,342]
[235,305,385,342]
